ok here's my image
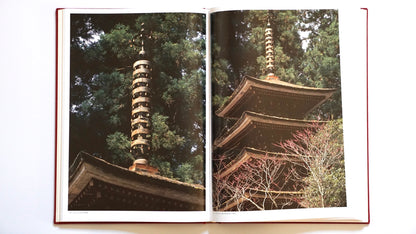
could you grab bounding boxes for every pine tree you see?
[299,10,342,119]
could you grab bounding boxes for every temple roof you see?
[215,147,301,179]
[68,152,205,211]
[214,111,321,151]
[216,75,336,119]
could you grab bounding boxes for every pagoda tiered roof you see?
[212,17,339,211]
[215,147,303,179]
[213,75,335,211]
[68,152,205,211]
[216,75,336,119]
[214,111,320,150]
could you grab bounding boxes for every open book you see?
[55,7,369,223]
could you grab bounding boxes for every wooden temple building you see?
[68,25,205,211]
[213,19,336,211]
[68,152,204,211]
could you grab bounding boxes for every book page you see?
[210,7,368,223]
[55,8,212,223]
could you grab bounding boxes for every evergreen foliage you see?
[69,13,206,184]
[69,10,342,186]
[211,10,342,137]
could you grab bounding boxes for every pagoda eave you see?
[215,147,302,179]
[216,75,336,119]
[69,152,205,211]
[214,111,322,150]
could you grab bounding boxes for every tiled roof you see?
[68,152,205,208]
[214,111,322,149]
[216,75,336,119]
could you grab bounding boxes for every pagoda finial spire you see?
[129,22,156,173]
[139,23,147,59]
[265,12,279,80]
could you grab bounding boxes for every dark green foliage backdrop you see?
[211,10,342,138]
[69,13,206,184]
[69,10,341,185]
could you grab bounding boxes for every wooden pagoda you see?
[213,19,336,211]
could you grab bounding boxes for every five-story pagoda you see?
[213,15,337,211]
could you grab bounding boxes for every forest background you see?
[69,10,341,185]
[69,13,206,184]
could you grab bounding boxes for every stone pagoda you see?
[213,17,336,211]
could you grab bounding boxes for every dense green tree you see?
[69,13,206,184]
[298,10,342,119]
[69,10,341,186]
[106,131,133,167]
[211,10,342,137]
[211,10,303,108]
